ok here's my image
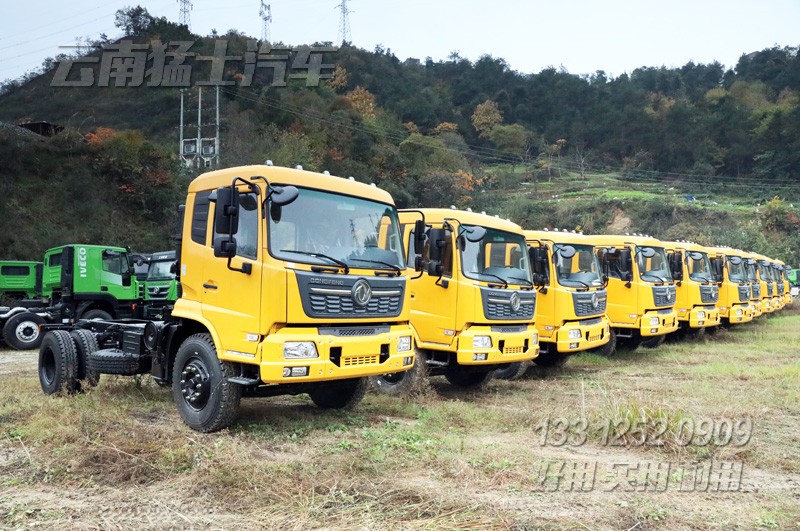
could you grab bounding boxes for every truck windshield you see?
[268,187,405,270]
[636,246,671,283]
[147,260,175,280]
[687,251,713,283]
[745,262,758,282]
[553,243,602,288]
[727,257,747,283]
[460,227,532,286]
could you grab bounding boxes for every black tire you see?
[3,312,46,350]
[589,328,617,357]
[172,334,241,432]
[704,325,720,336]
[370,349,429,395]
[70,329,100,389]
[533,350,569,368]
[309,377,369,409]
[81,309,113,321]
[89,349,150,375]
[493,361,527,380]
[38,330,79,395]
[617,334,641,350]
[640,334,667,349]
[444,366,493,388]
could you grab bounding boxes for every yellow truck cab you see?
[662,241,721,335]
[371,208,539,391]
[751,253,776,314]
[743,252,764,318]
[40,164,418,432]
[593,234,679,349]
[768,259,786,311]
[778,260,793,307]
[707,246,754,326]
[523,229,612,365]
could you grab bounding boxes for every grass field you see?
[1,311,800,529]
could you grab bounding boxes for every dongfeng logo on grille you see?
[509,292,521,313]
[351,279,372,307]
[591,293,600,309]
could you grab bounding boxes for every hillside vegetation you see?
[1,7,799,261]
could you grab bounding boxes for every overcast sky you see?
[1,0,798,83]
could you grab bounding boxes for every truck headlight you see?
[697,311,706,320]
[397,336,412,352]
[568,329,581,340]
[736,309,743,316]
[531,333,538,345]
[473,336,492,349]
[283,342,319,359]
[649,317,660,326]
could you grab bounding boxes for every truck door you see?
[202,190,263,356]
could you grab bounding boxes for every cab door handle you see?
[203,283,218,290]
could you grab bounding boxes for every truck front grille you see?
[481,288,536,320]
[652,285,677,307]
[296,271,405,319]
[572,290,607,317]
[343,354,379,366]
[699,285,718,303]
[738,286,750,302]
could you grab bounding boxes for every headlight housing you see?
[649,317,660,327]
[283,341,319,359]
[397,336,412,352]
[697,311,706,320]
[472,335,492,349]
[568,329,581,340]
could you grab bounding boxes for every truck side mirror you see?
[529,245,549,289]
[122,270,132,287]
[669,252,684,282]
[214,237,237,258]
[212,186,240,236]
[427,228,449,263]
[413,219,426,262]
[620,249,633,283]
[710,257,724,283]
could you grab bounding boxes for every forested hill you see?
[1,7,799,262]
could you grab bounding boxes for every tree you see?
[471,100,503,139]
[114,6,154,36]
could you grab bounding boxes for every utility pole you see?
[259,1,272,43]
[196,86,202,169]
[215,85,220,167]
[335,0,352,44]
[178,0,193,29]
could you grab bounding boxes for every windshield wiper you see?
[564,277,591,290]
[641,273,667,284]
[349,258,402,276]
[476,272,508,288]
[507,275,533,288]
[279,250,350,274]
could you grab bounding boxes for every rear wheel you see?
[444,366,493,388]
[69,329,100,389]
[370,349,428,395]
[3,312,46,350]
[38,330,79,395]
[309,377,369,409]
[172,334,242,432]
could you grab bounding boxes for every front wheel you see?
[444,366,493,388]
[492,361,527,380]
[640,334,667,349]
[370,349,428,396]
[533,351,568,368]
[308,377,368,409]
[38,330,79,395]
[588,328,617,357]
[81,309,113,321]
[3,312,46,350]
[172,334,242,433]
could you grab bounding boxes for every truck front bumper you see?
[684,305,720,328]
[722,303,753,324]
[636,308,679,337]
[258,324,414,383]
[546,316,611,354]
[455,324,539,365]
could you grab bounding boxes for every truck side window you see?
[49,253,63,267]
[191,191,211,245]
[603,251,623,279]
[102,254,128,275]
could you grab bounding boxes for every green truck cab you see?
[43,244,141,321]
[0,261,43,301]
[141,250,178,318]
